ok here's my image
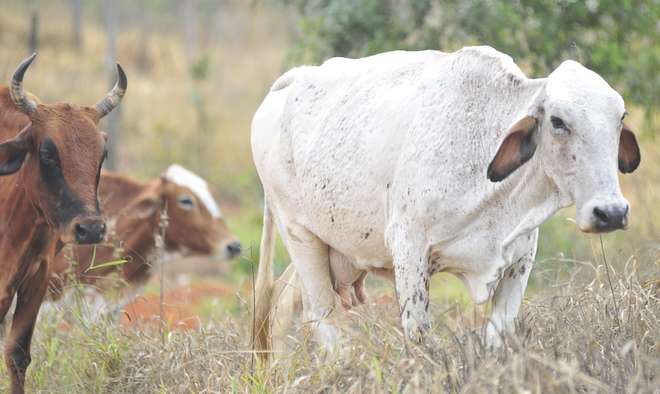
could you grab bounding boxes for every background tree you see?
[70,0,83,51]
[280,0,659,131]
[103,0,120,169]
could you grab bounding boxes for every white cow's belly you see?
[297,184,391,262]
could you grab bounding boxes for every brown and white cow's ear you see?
[0,124,33,176]
[131,195,160,220]
[487,116,539,182]
[618,126,640,173]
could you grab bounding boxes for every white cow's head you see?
[487,60,640,233]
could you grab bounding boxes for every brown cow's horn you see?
[95,64,127,119]
[10,53,38,114]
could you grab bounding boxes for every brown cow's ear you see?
[132,196,160,220]
[487,116,539,182]
[0,124,33,176]
[619,126,640,173]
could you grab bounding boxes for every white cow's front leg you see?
[391,232,431,344]
[486,230,537,347]
[283,224,337,349]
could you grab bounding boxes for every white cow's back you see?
[252,47,543,279]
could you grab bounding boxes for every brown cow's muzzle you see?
[71,216,106,244]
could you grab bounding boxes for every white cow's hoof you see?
[485,322,504,349]
[403,317,431,344]
[315,321,339,351]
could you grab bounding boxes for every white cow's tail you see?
[253,197,276,361]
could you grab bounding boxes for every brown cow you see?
[0,54,125,393]
[49,165,241,309]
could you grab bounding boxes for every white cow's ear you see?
[487,116,539,182]
[619,125,640,174]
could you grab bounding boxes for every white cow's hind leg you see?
[486,230,537,347]
[283,224,337,349]
[391,229,431,344]
[270,264,303,358]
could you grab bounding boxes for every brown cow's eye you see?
[40,154,56,166]
[177,195,195,210]
[39,140,60,168]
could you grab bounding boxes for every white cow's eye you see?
[550,116,567,130]
[177,195,195,210]
[550,116,570,136]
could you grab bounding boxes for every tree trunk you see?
[71,0,83,51]
[181,0,199,62]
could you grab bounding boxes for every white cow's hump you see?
[454,46,527,79]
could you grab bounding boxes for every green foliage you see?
[189,55,210,81]
[283,0,659,125]
[284,0,432,63]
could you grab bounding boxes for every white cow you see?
[251,46,640,357]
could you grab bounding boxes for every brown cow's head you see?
[0,54,126,244]
[129,164,241,260]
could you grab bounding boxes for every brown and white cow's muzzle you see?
[218,239,242,261]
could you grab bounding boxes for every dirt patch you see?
[121,281,235,330]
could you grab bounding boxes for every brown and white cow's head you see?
[129,164,241,260]
[488,60,640,233]
[0,54,126,244]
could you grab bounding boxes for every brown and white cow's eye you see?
[177,195,195,210]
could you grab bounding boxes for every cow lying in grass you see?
[252,46,640,360]
[48,165,242,312]
[0,54,125,393]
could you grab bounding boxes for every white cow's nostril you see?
[592,204,628,232]
[593,207,609,224]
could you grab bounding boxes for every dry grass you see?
[1,254,656,393]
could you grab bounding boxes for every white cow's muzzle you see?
[577,196,630,233]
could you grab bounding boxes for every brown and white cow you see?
[48,165,241,307]
[0,54,125,393]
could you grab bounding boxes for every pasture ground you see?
[0,253,657,393]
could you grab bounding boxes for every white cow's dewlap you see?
[165,164,222,218]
